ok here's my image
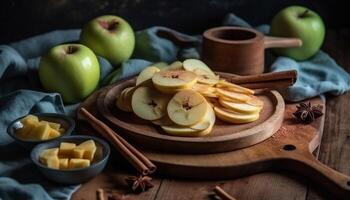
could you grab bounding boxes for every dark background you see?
[0,0,348,43]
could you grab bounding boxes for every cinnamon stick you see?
[229,70,297,85]
[213,186,236,200]
[239,78,294,90]
[96,188,105,200]
[79,107,156,175]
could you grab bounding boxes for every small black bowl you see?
[7,113,75,149]
[30,135,110,184]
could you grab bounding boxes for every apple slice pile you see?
[116,59,264,137]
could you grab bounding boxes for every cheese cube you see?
[39,148,59,165]
[47,157,60,169]
[59,158,69,169]
[20,115,39,125]
[72,148,85,158]
[15,125,35,139]
[59,142,76,157]
[76,140,97,161]
[16,116,39,139]
[68,159,90,169]
[47,121,61,130]
[47,129,60,139]
[29,121,51,140]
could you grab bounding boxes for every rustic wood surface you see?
[72,30,350,200]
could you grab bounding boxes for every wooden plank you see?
[155,173,308,200]
[306,29,350,200]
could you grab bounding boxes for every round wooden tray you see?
[97,72,285,154]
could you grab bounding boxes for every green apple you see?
[39,44,100,103]
[270,6,325,60]
[80,15,135,66]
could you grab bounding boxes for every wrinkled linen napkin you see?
[1,13,349,200]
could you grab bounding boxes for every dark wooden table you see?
[72,29,350,200]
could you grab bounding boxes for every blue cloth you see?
[1,14,350,200]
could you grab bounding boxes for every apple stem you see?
[299,9,309,18]
[66,46,78,54]
[98,20,119,31]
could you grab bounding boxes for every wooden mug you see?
[202,26,302,75]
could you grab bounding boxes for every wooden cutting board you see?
[79,84,350,199]
[96,72,285,154]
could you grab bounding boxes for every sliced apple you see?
[248,96,264,108]
[215,88,252,102]
[219,98,262,114]
[205,97,219,107]
[136,66,160,85]
[131,86,171,120]
[221,96,264,108]
[192,83,217,98]
[116,87,133,112]
[167,90,208,126]
[183,59,219,86]
[152,70,198,94]
[183,59,216,76]
[162,103,215,136]
[216,79,254,95]
[214,105,259,124]
[166,61,183,71]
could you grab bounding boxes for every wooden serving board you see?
[80,90,350,198]
[96,72,285,154]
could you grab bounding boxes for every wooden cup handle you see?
[264,36,302,49]
[282,152,350,199]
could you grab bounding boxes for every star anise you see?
[125,175,154,193]
[293,102,323,123]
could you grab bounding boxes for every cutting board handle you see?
[264,36,302,49]
[280,151,350,199]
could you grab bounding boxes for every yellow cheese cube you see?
[47,129,61,139]
[72,148,85,158]
[68,158,90,169]
[47,121,61,130]
[59,142,76,157]
[39,148,59,165]
[29,121,51,140]
[20,115,39,125]
[59,158,69,169]
[16,116,39,139]
[47,157,60,169]
[76,140,97,161]
[15,125,35,139]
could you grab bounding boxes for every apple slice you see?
[162,104,215,136]
[214,105,259,124]
[132,86,171,120]
[183,59,216,77]
[183,59,219,86]
[136,66,160,85]
[167,90,208,126]
[216,79,254,95]
[152,70,198,94]
[192,83,218,98]
[167,61,183,71]
[218,98,262,114]
[215,88,252,102]
[221,96,264,108]
[116,87,134,112]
